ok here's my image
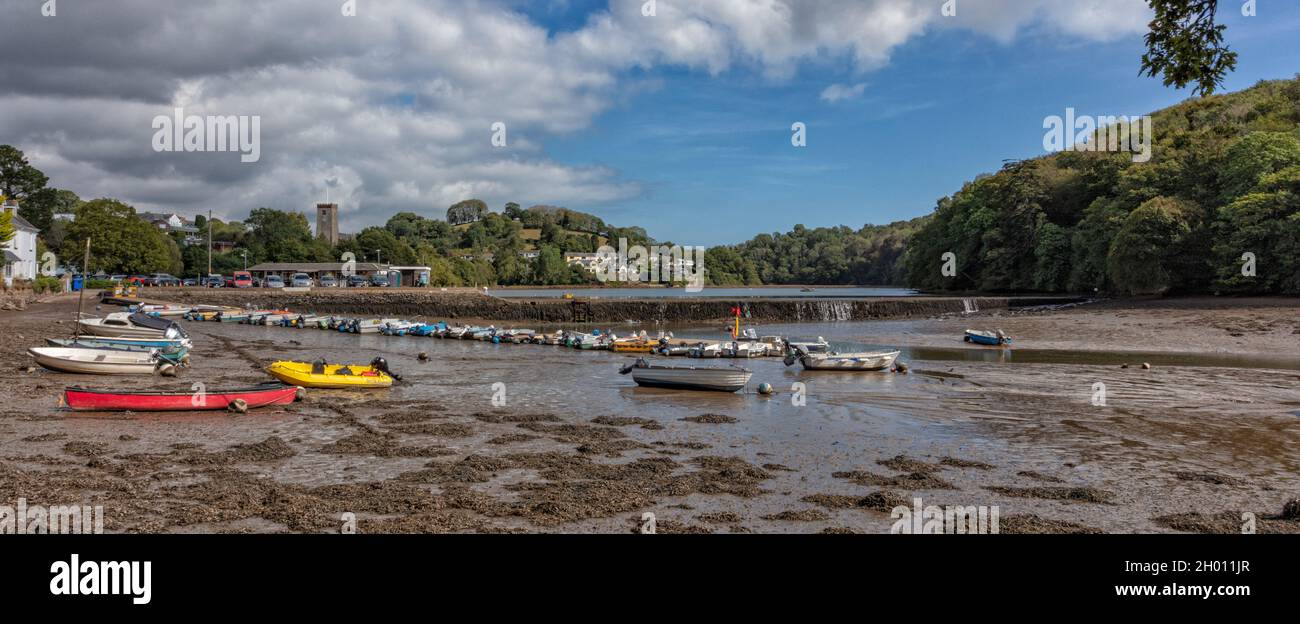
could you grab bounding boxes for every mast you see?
[73,238,90,340]
[207,209,213,278]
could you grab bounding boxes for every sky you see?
[3,0,1299,246]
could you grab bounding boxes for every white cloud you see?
[0,0,1152,231]
[820,82,868,102]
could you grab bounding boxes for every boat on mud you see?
[45,337,189,364]
[266,358,399,388]
[63,383,299,412]
[28,347,162,375]
[619,358,752,392]
[77,312,186,339]
[965,329,1011,346]
[786,349,900,371]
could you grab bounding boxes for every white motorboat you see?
[787,349,901,371]
[77,312,183,339]
[619,359,752,392]
[28,347,161,375]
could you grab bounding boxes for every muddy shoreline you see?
[1,295,1297,534]
[146,287,1083,323]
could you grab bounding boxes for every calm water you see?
[486,286,918,299]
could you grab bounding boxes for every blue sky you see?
[534,2,1300,245]
[6,1,1299,245]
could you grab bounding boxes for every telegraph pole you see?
[206,210,213,278]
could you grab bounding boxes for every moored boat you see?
[78,312,185,339]
[63,383,299,412]
[788,349,900,371]
[619,359,752,392]
[266,358,398,389]
[965,329,1011,346]
[45,338,189,364]
[28,347,161,375]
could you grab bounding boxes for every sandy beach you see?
[2,294,1297,534]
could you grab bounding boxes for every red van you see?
[232,271,254,288]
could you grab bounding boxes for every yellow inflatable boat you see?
[266,359,396,389]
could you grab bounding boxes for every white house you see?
[3,200,39,287]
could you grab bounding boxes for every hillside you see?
[904,76,1300,295]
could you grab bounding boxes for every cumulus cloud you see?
[820,82,868,103]
[0,0,1151,232]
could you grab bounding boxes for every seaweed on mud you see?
[62,441,109,457]
[471,412,561,424]
[486,433,540,445]
[180,436,296,465]
[877,455,940,473]
[833,470,957,490]
[1016,471,1066,483]
[320,430,455,458]
[680,413,738,424]
[626,516,714,534]
[762,463,795,472]
[985,486,1114,503]
[1171,470,1243,486]
[591,416,658,427]
[821,527,856,534]
[384,422,476,438]
[999,514,1104,534]
[398,454,513,484]
[696,512,742,524]
[22,433,67,442]
[762,509,830,522]
[939,457,995,469]
[801,490,908,513]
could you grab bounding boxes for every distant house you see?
[138,211,199,235]
[3,200,40,286]
[518,250,540,260]
[563,252,606,274]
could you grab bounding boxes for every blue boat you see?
[409,322,447,337]
[964,329,1011,346]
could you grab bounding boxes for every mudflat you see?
[1,295,1297,534]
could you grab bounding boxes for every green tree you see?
[1218,132,1300,200]
[446,199,488,225]
[1141,0,1238,96]
[245,208,321,263]
[19,188,79,234]
[60,199,174,274]
[0,206,14,246]
[0,145,49,200]
[1107,197,1196,295]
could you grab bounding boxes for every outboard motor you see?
[370,356,402,381]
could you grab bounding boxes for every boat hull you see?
[77,320,171,339]
[630,365,752,392]
[64,384,298,412]
[29,347,159,375]
[266,361,394,389]
[799,350,900,371]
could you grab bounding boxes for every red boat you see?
[63,383,299,412]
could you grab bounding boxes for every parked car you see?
[252,277,262,288]
[147,273,181,287]
[202,274,224,288]
[124,276,148,286]
[182,278,197,287]
[110,275,126,283]
[319,275,337,288]
[290,273,314,288]
[265,275,285,288]
[346,274,370,288]
[232,271,254,288]
[370,273,390,287]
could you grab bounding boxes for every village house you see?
[3,199,40,287]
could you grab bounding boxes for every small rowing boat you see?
[63,383,299,412]
[45,338,189,364]
[787,349,900,371]
[28,347,161,375]
[619,359,752,392]
[965,329,1011,346]
[266,358,399,389]
[612,338,654,353]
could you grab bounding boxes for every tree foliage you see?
[1141,0,1238,96]
[60,199,178,274]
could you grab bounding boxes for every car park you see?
[319,275,337,288]
[265,275,285,288]
[232,271,254,288]
[346,274,370,287]
[370,273,390,287]
[290,273,313,287]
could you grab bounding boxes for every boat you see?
[612,338,655,353]
[785,337,830,355]
[266,358,398,389]
[721,341,768,358]
[380,321,421,336]
[619,359,752,392]
[348,318,401,334]
[77,312,185,339]
[787,349,901,371]
[45,338,189,364]
[218,311,250,323]
[63,383,299,412]
[964,329,1011,346]
[28,347,161,375]
[132,304,189,317]
[688,342,723,358]
[409,322,447,337]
